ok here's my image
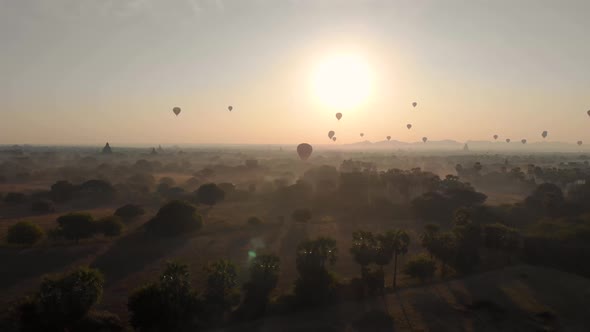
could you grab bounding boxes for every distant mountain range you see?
[339,140,587,152]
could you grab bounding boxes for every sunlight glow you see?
[311,54,373,110]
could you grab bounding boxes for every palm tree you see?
[383,229,410,289]
[350,230,376,279]
[420,223,440,259]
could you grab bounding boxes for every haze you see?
[2,0,590,146]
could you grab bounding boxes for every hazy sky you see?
[1,0,590,146]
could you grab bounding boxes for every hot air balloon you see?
[297,143,313,161]
[228,106,233,111]
[386,136,391,141]
[332,137,337,142]
[412,102,417,108]
[336,113,342,121]
[360,133,364,137]
[521,139,527,144]
[407,124,412,130]
[542,131,548,139]
[587,110,590,117]
[578,141,583,146]
[328,131,335,139]
[506,138,511,143]
[422,137,428,143]
[493,135,498,140]
[172,107,181,116]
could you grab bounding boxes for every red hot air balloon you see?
[407,124,412,130]
[328,131,335,139]
[297,143,313,161]
[412,102,417,107]
[336,113,342,120]
[173,107,181,116]
[493,135,498,140]
[386,136,391,141]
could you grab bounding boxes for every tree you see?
[196,183,225,207]
[247,216,263,226]
[292,208,312,223]
[114,204,145,221]
[382,230,410,289]
[128,262,201,332]
[20,267,104,331]
[144,200,202,237]
[350,231,376,279]
[204,259,240,322]
[50,180,76,202]
[525,183,565,217]
[98,216,124,237]
[6,221,44,245]
[237,254,280,320]
[31,199,56,214]
[3,192,27,204]
[404,255,436,282]
[56,213,97,243]
[420,223,440,258]
[294,237,338,305]
[429,231,457,275]
[78,179,116,203]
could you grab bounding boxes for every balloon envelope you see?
[228,106,233,111]
[332,137,337,142]
[407,124,412,130]
[578,141,583,146]
[412,102,417,107]
[173,107,181,116]
[386,136,391,141]
[521,139,527,144]
[297,143,313,161]
[360,133,364,137]
[422,137,428,143]
[506,138,511,143]
[587,110,590,117]
[336,113,342,120]
[493,135,498,140]
[328,131,335,139]
[542,131,548,138]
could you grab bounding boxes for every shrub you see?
[98,216,124,237]
[4,192,27,204]
[31,199,56,214]
[404,255,436,282]
[56,213,97,242]
[247,216,263,226]
[114,204,145,221]
[196,183,225,206]
[292,208,312,223]
[6,221,44,245]
[144,200,202,237]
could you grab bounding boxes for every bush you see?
[247,216,263,226]
[56,213,97,242]
[31,199,56,214]
[292,208,312,223]
[144,200,202,237]
[404,255,436,282]
[19,267,104,331]
[70,310,124,332]
[114,204,145,221]
[98,216,124,237]
[6,221,44,245]
[4,192,27,205]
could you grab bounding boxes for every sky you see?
[1,0,590,146]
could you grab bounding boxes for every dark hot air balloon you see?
[542,131,548,139]
[407,124,412,130]
[386,136,391,141]
[412,102,417,107]
[578,140,583,146]
[328,131,335,139]
[336,113,342,120]
[173,107,181,116]
[228,106,233,111]
[506,138,511,143]
[493,135,498,140]
[332,137,337,142]
[422,137,428,143]
[297,143,313,161]
[587,110,590,117]
[521,139,527,144]
[360,133,364,137]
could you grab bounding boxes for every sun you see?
[311,53,373,110]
